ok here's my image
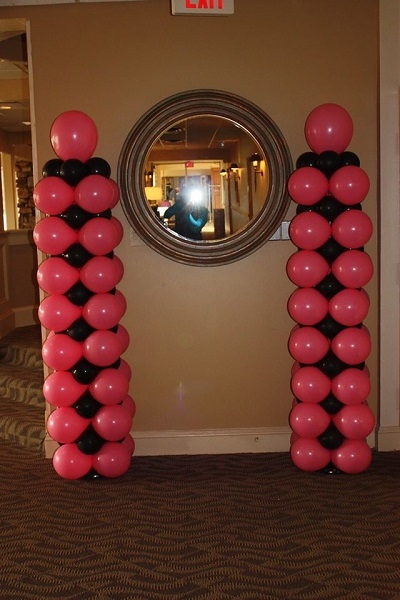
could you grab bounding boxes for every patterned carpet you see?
[1,441,399,599]
[0,325,45,450]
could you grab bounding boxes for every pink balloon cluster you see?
[34,110,134,480]
[286,103,374,474]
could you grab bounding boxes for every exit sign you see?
[171,0,234,16]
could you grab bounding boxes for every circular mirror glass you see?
[118,90,293,266]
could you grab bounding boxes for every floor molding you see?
[133,427,293,456]
[377,425,400,451]
[13,305,39,328]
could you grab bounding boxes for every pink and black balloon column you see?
[286,103,375,474]
[33,110,135,479]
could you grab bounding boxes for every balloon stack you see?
[33,110,135,480]
[286,103,375,474]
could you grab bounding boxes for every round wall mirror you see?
[118,90,293,266]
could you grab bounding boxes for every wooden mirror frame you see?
[118,89,293,266]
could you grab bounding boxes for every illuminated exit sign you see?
[171,0,234,16]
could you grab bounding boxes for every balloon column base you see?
[321,462,344,475]
[84,469,104,480]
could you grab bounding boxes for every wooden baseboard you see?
[377,426,400,451]
[13,305,39,328]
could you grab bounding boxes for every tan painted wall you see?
[0,0,379,432]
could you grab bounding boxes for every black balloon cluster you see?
[33,110,134,480]
[286,104,375,474]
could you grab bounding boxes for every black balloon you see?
[66,281,94,306]
[74,391,102,418]
[319,393,344,415]
[77,427,104,455]
[316,273,345,299]
[66,318,95,341]
[61,243,93,268]
[42,158,63,178]
[60,159,88,186]
[316,151,341,178]
[296,204,317,215]
[315,350,347,378]
[318,424,344,450]
[107,358,121,369]
[85,157,112,178]
[340,151,360,167]
[296,152,318,169]
[59,205,92,229]
[315,315,345,339]
[71,358,100,384]
[95,208,112,219]
[317,238,347,263]
[315,196,345,222]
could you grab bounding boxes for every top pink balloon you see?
[305,103,353,154]
[50,110,98,162]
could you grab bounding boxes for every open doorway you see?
[0,18,38,334]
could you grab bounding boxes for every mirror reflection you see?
[144,116,268,241]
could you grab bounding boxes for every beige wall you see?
[0,0,379,434]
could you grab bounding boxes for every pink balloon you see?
[286,250,330,287]
[288,326,330,364]
[118,359,132,381]
[33,216,78,255]
[110,217,124,246]
[112,255,124,283]
[75,174,115,213]
[329,166,370,205]
[288,287,329,325]
[83,329,122,367]
[108,179,120,208]
[37,257,80,294]
[289,403,331,438]
[82,292,125,329]
[121,434,135,456]
[89,368,130,405]
[290,431,301,445]
[93,405,132,441]
[78,217,119,256]
[38,294,82,331]
[331,368,371,405]
[79,256,119,293]
[331,439,372,474]
[331,327,371,365]
[33,176,75,215]
[291,366,331,403]
[47,406,90,444]
[331,210,373,249]
[328,288,370,327]
[332,250,373,288]
[287,167,329,206]
[52,443,93,479]
[291,361,301,376]
[332,404,375,440]
[92,441,131,478]
[50,110,98,162]
[114,290,127,315]
[290,437,331,472]
[42,333,83,371]
[289,212,331,250]
[304,103,353,154]
[115,324,130,354]
[120,394,136,417]
[43,370,88,407]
